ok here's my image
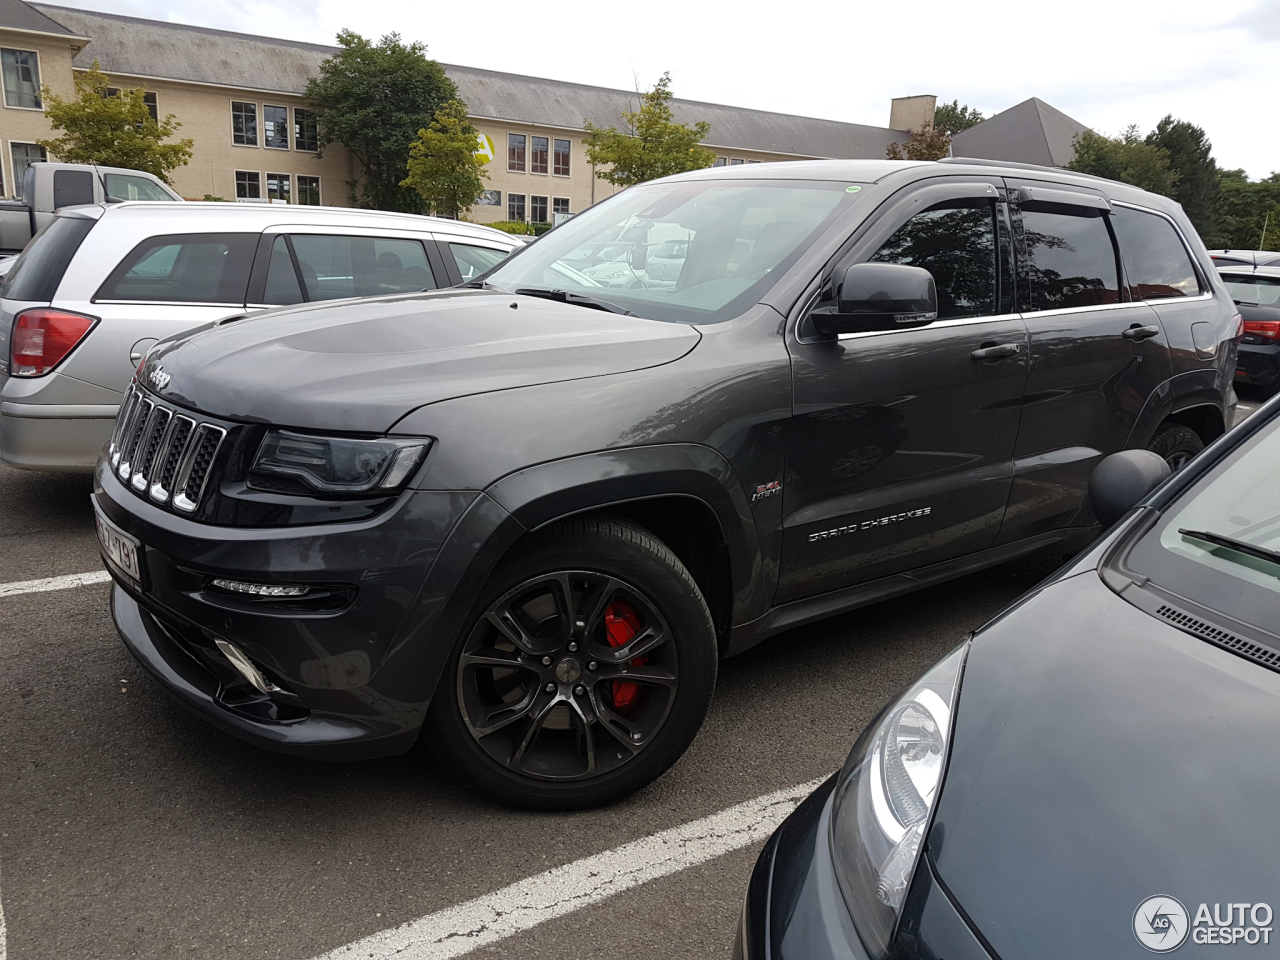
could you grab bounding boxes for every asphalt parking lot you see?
[0,391,1265,960]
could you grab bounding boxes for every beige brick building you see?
[1,0,1086,225]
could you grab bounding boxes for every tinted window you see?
[96,233,257,303]
[289,235,437,301]
[53,170,94,208]
[869,200,997,320]
[104,174,174,202]
[1020,208,1120,311]
[450,243,509,282]
[1,216,95,301]
[1222,275,1280,307]
[263,236,304,305]
[1110,206,1201,300]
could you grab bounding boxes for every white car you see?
[0,202,520,471]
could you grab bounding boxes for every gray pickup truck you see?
[1,162,181,255]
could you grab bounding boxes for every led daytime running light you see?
[211,578,310,598]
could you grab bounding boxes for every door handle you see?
[970,342,1021,362]
[1123,324,1161,341]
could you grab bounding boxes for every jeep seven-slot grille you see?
[109,383,226,515]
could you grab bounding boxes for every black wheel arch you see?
[1126,371,1229,449]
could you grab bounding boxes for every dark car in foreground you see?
[92,158,1238,809]
[1218,264,1280,393]
[738,395,1280,959]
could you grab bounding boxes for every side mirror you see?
[1088,450,1171,527]
[811,263,938,336]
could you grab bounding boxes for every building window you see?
[508,134,526,172]
[106,88,158,121]
[2,49,41,109]
[553,197,570,216]
[530,136,548,174]
[712,157,726,167]
[235,170,261,199]
[553,139,571,177]
[10,143,46,187]
[729,158,745,165]
[231,102,258,146]
[266,172,291,202]
[295,108,319,152]
[508,192,526,221]
[263,105,289,149]
[297,175,321,205]
[530,195,548,223]
[746,159,762,164]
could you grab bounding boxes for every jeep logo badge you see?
[148,366,171,390]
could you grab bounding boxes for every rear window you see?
[0,215,95,302]
[1222,275,1280,307]
[96,233,257,304]
[1020,208,1121,311]
[288,235,438,301]
[1111,206,1201,300]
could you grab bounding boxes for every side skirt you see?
[724,526,1099,657]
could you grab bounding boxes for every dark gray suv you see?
[92,159,1238,808]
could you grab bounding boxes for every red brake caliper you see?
[603,599,646,714]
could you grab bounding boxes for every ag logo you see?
[474,133,495,164]
[1135,896,1190,953]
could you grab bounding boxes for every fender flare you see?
[1125,370,1227,449]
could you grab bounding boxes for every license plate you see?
[94,502,143,588]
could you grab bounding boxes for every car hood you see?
[929,570,1280,960]
[143,289,700,432]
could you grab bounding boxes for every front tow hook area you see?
[212,637,309,724]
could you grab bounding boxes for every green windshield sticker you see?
[846,185,862,193]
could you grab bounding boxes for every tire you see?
[426,516,718,810]
[1147,422,1204,471]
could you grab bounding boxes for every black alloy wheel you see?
[1147,422,1205,471]
[427,517,718,809]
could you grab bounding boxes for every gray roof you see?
[0,0,84,37]
[29,2,909,158]
[950,97,1090,168]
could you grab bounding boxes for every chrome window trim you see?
[1021,300,1142,320]
[834,312,1022,341]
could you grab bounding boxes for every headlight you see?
[249,430,429,495]
[829,643,967,958]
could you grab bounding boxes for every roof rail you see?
[937,156,1117,185]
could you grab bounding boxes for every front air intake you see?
[1155,604,1280,672]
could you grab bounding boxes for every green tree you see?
[583,73,715,187]
[1217,172,1280,251]
[306,30,460,212]
[35,61,193,184]
[1068,126,1178,196]
[400,100,488,219]
[886,127,951,161]
[933,100,983,136]
[1146,116,1221,244]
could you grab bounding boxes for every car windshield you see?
[483,178,859,323]
[1223,275,1280,306]
[1124,414,1280,636]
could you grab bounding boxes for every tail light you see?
[10,308,97,377]
[1243,319,1280,341]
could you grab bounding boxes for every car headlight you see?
[829,642,967,958]
[249,430,429,495]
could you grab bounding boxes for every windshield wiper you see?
[1178,528,1280,571]
[513,287,634,316]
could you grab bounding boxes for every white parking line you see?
[311,774,830,960]
[1,864,7,960]
[0,570,110,598]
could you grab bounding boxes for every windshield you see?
[1223,275,1280,306]
[1124,415,1280,636]
[484,178,858,323]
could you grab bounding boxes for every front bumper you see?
[1235,342,1280,388]
[96,455,518,760]
[737,778,991,960]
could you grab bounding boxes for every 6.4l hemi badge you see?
[808,506,931,542]
[751,480,782,503]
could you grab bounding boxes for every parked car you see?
[737,390,1280,960]
[1207,248,1280,269]
[92,158,1238,810]
[1217,264,1280,393]
[0,202,519,471]
[0,161,180,255]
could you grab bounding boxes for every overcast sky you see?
[40,0,1280,178]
